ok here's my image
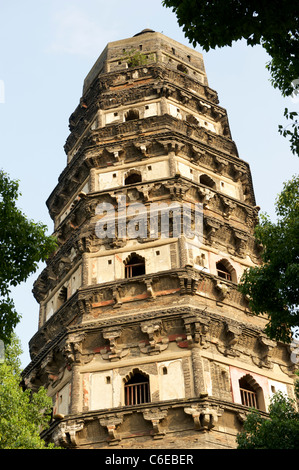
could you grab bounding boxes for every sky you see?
[0,1,298,367]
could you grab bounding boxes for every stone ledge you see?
[41,396,267,449]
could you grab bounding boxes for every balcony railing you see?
[240,388,258,409]
[124,382,150,406]
[125,263,145,279]
[217,269,232,281]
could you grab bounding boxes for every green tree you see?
[0,170,57,344]
[238,175,299,343]
[162,0,299,155]
[0,334,57,449]
[236,390,299,449]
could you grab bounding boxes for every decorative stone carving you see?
[183,313,209,346]
[178,269,201,295]
[188,145,205,164]
[112,286,122,308]
[217,322,242,357]
[256,335,276,369]
[204,217,222,245]
[62,332,86,366]
[215,280,231,301]
[233,164,246,182]
[215,156,228,174]
[134,141,150,157]
[144,278,155,300]
[142,407,168,439]
[220,196,236,219]
[100,326,129,361]
[200,188,216,208]
[99,414,124,443]
[139,319,169,355]
[233,229,249,257]
[236,411,248,424]
[38,350,66,387]
[52,420,84,447]
[184,404,222,431]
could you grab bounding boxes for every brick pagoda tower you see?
[22,29,296,449]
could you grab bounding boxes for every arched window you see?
[125,109,140,121]
[199,174,216,189]
[239,375,261,409]
[124,369,150,406]
[216,262,232,281]
[124,171,142,185]
[216,259,236,282]
[124,253,145,278]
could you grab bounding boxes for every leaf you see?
[0,171,57,343]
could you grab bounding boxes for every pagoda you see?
[22,29,296,449]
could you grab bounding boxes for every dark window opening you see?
[124,172,142,185]
[216,262,232,281]
[124,254,145,278]
[199,174,216,189]
[124,371,150,406]
[125,109,140,121]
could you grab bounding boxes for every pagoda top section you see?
[83,29,208,95]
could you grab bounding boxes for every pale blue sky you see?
[0,1,297,367]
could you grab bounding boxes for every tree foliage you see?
[279,108,299,157]
[0,335,57,449]
[162,0,299,155]
[237,390,299,449]
[0,170,57,344]
[239,175,299,343]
